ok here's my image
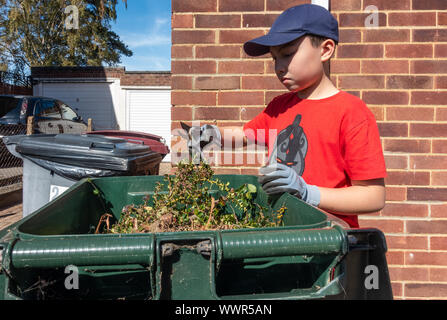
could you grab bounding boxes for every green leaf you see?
[247,184,257,193]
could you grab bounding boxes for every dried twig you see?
[95,213,112,234]
[205,197,215,229]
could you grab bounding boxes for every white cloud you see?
[120,16,170,48]
[124,35,170,48]
[114,11,171,71]
[120,55,170,71]
[155,18,169,30]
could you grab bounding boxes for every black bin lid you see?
[5,134,162,172]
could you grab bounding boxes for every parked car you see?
[0,95,87,133]
[0,95,88,168]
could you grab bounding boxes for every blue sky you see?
[112,1,171,71]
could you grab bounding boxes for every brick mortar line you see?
[172,89,267,92]
[384,200,447,203]
[172,27,447,31]
[359,216,447,221]
[362,89,447,91]
[186,76,447,83]
[338,58,447,60]
[376,120,447,125]
[187,27,446,32]
[390,280,447,284]
[400,297,447,300]
[374,107,447,110]
[366,224,447,229]
[363,120,446,122]
[385,233,446,237]
[172,58,270,61]
[172,10,447,15]
[375,105,447,108]
[387,265,436,268]
[342,25,447,29]
[384,156,447,159]
[375,216,444,220]
[387,249,447,253]
[172,88,447,92]
[391,270,447,275]
[390,266,447,269]
[370,234,444,238]
[333,10,447,14]
[173,105,267,108]
[414,185,447,188]
[384,138,447,140]
[173,45,266,50]
[387,178,447,180]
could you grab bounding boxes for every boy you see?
[186,4,386,228]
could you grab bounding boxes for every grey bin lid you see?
[3,134,162,173]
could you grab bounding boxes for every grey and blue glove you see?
[258,163,321,207]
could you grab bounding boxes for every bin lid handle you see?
[90,142,115,150]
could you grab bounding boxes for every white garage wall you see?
[34,80,122,130]
[34,79,172,162]
[125,88,171,162]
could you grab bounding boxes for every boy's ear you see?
[180,122,191,133]
[321,39,336,62]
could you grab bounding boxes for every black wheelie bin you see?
[2,134,162,217]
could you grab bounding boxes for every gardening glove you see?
[181,123,222,160]
[200,124,222,149]
[258,163,321,207]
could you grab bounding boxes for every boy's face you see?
[270,36,324,93]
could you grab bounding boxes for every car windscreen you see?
[0,97,21,118]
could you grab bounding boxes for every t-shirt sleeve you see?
[243,109,269,145]
[341,105,387,180]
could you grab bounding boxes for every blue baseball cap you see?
[244,4,339,57]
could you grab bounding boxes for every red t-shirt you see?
[243,90,387,228]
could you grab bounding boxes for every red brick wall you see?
[330,0,447,300]
[171,0,447,299]
[31,67,171,87]
[0,83,32,95]
[31,66,126,79]
[120,72,171,86]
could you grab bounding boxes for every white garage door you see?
[127,89,171,162]
[42,82,117,130]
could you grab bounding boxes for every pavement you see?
[0,203,22,230]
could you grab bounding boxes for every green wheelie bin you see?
[0,174,393,300]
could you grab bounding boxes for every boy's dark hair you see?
[307,34,336,75]
[308,34,337,48]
